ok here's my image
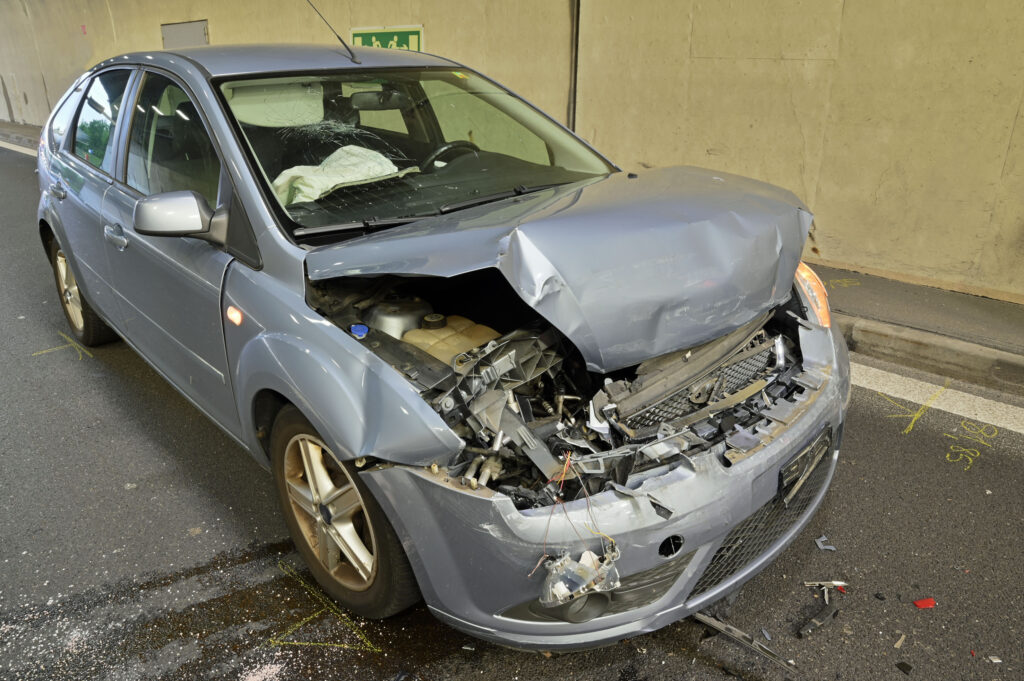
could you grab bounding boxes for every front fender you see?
[224,267,463,467]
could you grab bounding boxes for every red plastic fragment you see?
[971,650,976,657]
[837,585,847,593]
[913,597,936,609]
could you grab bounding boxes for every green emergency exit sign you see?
[351,26,423,51]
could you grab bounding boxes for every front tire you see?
[270,405,420,618]
[48,239,117,346]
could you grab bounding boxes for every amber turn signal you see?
[226,305,244,326]
[796,262,831,328]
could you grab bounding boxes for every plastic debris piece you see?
[349,323,369,340]
[461,644,475,651]
[988,655,1002,663]
[814,535,837,551]
[761,627,772,641]
[913,597,936,609]
[970,650,975,657]
[896,661,913,675]
[798,602,839,638]
[693,612,798,673]
[874,592,886,600]
[837,585,847,594]
[894,633,906,649]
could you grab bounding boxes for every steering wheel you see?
[420,140,480,172]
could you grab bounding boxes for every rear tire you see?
[270,405,420,618]
[48,239,117,346]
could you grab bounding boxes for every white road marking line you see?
[0,140,36,156]
[851,361,1024,435]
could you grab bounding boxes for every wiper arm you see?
[439,190,516,214]
[438,183,566,215]
[293,213,437,238]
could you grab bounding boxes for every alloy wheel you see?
[55,250,84,332]
[282,434,377,590]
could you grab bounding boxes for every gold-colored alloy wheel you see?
[282,434,378,591]
[55,250,84,332]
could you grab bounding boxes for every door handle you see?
[49,182,66,200]
[103,224,129,251]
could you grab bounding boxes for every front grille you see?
[688,430,833,599]
[625,344,773,428]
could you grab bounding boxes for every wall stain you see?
[1,76,15,123]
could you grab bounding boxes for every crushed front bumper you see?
[362,332,849,651]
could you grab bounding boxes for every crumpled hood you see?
[306,166,813,372]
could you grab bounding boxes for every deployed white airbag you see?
[272,146,414,205]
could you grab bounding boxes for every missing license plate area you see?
[779,429,831,505]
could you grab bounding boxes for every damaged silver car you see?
[36,44,850,650]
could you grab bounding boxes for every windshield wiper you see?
[293,213,437,238]
[293,183,570,238]
[438,183,566,215]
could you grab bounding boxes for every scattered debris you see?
[836,585,847,594]
[798,601,839,638]
[760,627,772,641]
[461,644,475,651]
[693,612,798,673]
[804,580,847,605]
[896,661,913,675]
[913,597,936,609]
[874,593,886,601]
[814,535,837,551]
[970,650,975,657]
[988,655,1002,664]
[389,674,419,681]
[894,633,906,649]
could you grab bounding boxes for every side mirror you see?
[134,190,213,237]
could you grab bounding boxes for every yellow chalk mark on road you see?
[32,332,93,360]
[877,379,950,434]
[266,560,380,653]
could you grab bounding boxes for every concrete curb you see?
[0,130,38,150]
[834,312,1024,391]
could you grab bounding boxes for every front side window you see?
[126,72,221,207]
[219,68,614,241]
[73,70,131,172]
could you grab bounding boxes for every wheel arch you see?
[251,387,291,461]
[39,219,55,256]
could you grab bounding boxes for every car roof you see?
[95,43,459,78]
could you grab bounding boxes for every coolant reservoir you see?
[402,315,500,363]
[365,298,433,340]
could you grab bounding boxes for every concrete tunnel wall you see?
[1,0,1022,304]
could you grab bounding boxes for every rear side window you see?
[125,72,221,207]
[73,70,131,173]
[49,82,84,152]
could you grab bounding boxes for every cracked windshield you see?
[220,68,614,241]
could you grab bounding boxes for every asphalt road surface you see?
[1,146,1021,681]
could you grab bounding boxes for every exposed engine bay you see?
[307,270,817,511]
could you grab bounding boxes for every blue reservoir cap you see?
[350,323,369,340]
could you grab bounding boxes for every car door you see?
[51,68,134,323]
[100,70,240,434]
